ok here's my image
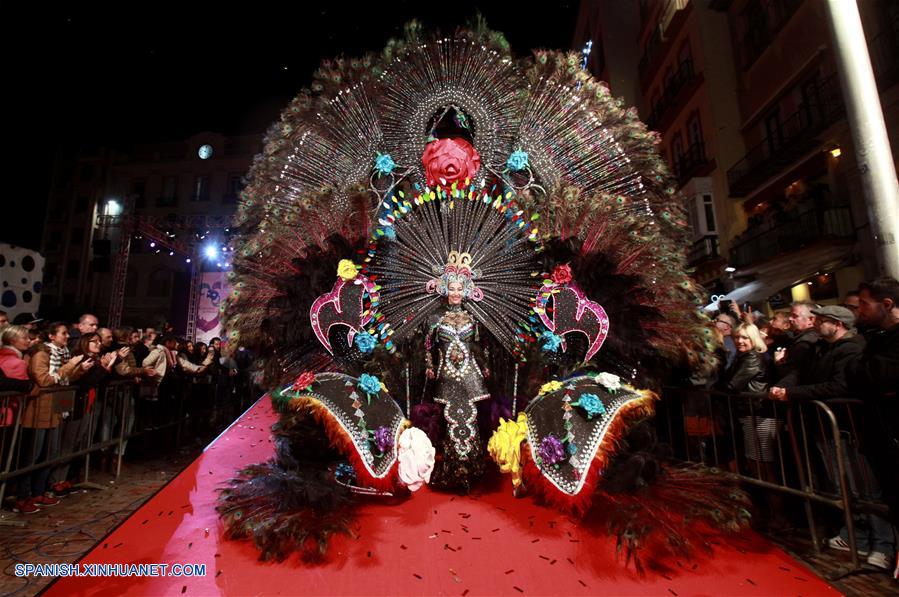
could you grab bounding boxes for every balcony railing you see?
[646,59,699,131]
[675,140,710,185]
[638,0,692,85]
[726,73,843,196]
[740,0,804,70]
[868,9,899,90]
[688,235,719,266]
[729,205,854,269]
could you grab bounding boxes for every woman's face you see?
[87,335,102,355]
[447,281,464,306]
[734,331,753,353]
[11,332,31,352]
[49,326,69,348]
[186,342,194,353]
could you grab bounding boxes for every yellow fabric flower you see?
[337,259,358,281]
[487,413,529,488]
[539,380,563,396]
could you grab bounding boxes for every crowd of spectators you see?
[0,312,257,516]
[696,276,899,575]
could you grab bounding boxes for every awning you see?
[703,243,856,311]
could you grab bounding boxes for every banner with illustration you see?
[196,272,230,345]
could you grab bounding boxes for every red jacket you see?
[0,347,29,380]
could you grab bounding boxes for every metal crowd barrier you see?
[658,386,892,579]
[1,372,255,526]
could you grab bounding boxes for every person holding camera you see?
[773,301,819,382]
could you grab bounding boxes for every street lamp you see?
[104,198,122,217]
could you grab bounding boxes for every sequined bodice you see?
[437,321,476,380]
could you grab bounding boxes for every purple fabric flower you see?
[538,435,566,466]
[374,426,393,453]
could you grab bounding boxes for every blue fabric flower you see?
[358,373,382,398]
[375,153,396,175]
[540,330,563,353]
[354,331,377,354]
[382,226,396,241]
[335,462,356,479]
[574,393,606,419]
[506,150,529,172]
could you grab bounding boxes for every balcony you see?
[688,235,720,266]
[645,59,700,132]
[726,73,843,197]
[675,140,711,186]
[740,0,804,70]
[868,9,899,91]
[729,205,854,269]
[638,0,692,88]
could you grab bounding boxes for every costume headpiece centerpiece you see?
[217,21,748,568]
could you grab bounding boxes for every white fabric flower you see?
[595,372,622,392]
[397,427,435,491]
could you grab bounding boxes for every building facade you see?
[41,131,261,330]
[576,0,899,310]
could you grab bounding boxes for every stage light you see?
[204,244,219,259]
[150,242,156,248]
[186,258,191,263]
[724,266,736,273]
[830,147,842,158]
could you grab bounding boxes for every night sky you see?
[5,1,580,250]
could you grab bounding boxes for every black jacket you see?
[774,328,820,383]
[718,350,768,395]
[847,322,899,524]
[0,367,32,394]
[779,332,866,402]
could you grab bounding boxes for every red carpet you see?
[45,398,840,596]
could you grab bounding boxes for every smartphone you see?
[718,299,733,312]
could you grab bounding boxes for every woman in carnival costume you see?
[216,21,749,568]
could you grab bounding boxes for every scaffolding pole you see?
[825,0,899,278]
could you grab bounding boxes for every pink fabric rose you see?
[421,138,481,187]
[397,427,435,491]
[551,264,573,285]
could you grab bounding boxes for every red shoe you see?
[13,499,40,514]
[50,482,73,498]
[33,495,60,507]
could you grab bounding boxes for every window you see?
[44,236,63,253]
[192,175,210,201]
[703,194,716,232]
[687,192,718,239]
[671,132,684,166]
[765,109,783,155]
[687,113,703,150]
[147,269,172,297]
[132,179,147,209]
[157,176,178,207]
[44,263,60,287]
[800,73,822,127]
[677,41,692,68]
[66,260,80,279]
[223,174,245,204]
